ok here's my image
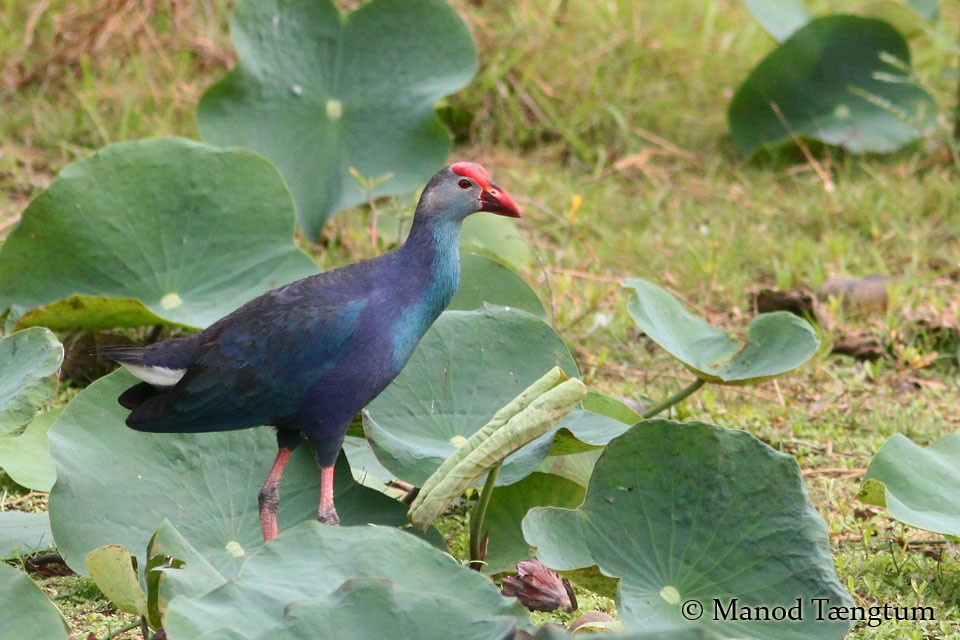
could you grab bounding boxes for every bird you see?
[97,162,520,542]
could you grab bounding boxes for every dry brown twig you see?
[1,490,47,508]
[768,101,835,193]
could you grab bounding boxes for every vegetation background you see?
[1,0,958,638]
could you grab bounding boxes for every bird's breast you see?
[389,269,457,371]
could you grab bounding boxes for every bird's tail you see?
[93,345,152,408]
[94,344,147,365]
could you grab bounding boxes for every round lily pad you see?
[482,472,586,575]
[524,420,852,639]
[163,522,526,639]
[728,15,936,156]
[460,214,534,273]
[0,562,69,639]
[451,253,546,320]
[0,138,318,331]
[857,432,960,536]
[0,408,61,491]
[623,278,819,385]
[0,511,54,557]
[0,328,62,438]
[267,579,519,640]
[197,0,478,238]
[742,0,809,41]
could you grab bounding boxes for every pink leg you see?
[259,447,293,542]
[317,465,340,525]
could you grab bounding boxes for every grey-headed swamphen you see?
[97,163,520,542]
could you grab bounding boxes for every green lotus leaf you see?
[451,253,546,320]
[0,408,61,491]
[858,1,933,37]
[0,511,54,557]
[547,390,640,456]
[147,520,228,629]
[907,0,939,21]
[342,434,397,487]
[728,15,936,156]
[623,278,818,384]
[0,562,69,639]
[857,432,960,535]
[537,449,603,487]
[0,138,318,331]
[197,0,477,238]
[15,296,172,333]
[524,420,852,639]
[0,328,62,438]
[86,545,148,617]
[48,370,434,578]
[582,389,643,424]
[460,214,534,273]
[260,579,518,640]
[482,472,585,575]
[364,308,586,488]
[742,0,809,41]
[163,522,526,639]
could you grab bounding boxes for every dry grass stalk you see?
[4,0,232,95]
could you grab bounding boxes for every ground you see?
[1,1,958,638]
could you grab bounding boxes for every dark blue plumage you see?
[97,163,520,540]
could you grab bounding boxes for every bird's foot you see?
[318,506,340,526]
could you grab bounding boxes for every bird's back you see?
[105,244,455,439]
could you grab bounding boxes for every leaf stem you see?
[640,378,706,419]
[99,618,143,640]
[469,464,500,570]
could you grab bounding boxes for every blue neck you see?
[402,214,463,313]
[387,214,463,369]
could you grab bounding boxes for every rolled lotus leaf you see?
[409,370,587,530]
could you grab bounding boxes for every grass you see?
[38,576,141,639]
[2,0,959,637]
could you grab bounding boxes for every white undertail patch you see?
[123,364,187,387]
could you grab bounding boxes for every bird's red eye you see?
[458,179,472,189]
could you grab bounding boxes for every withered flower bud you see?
[502,559,577,613]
